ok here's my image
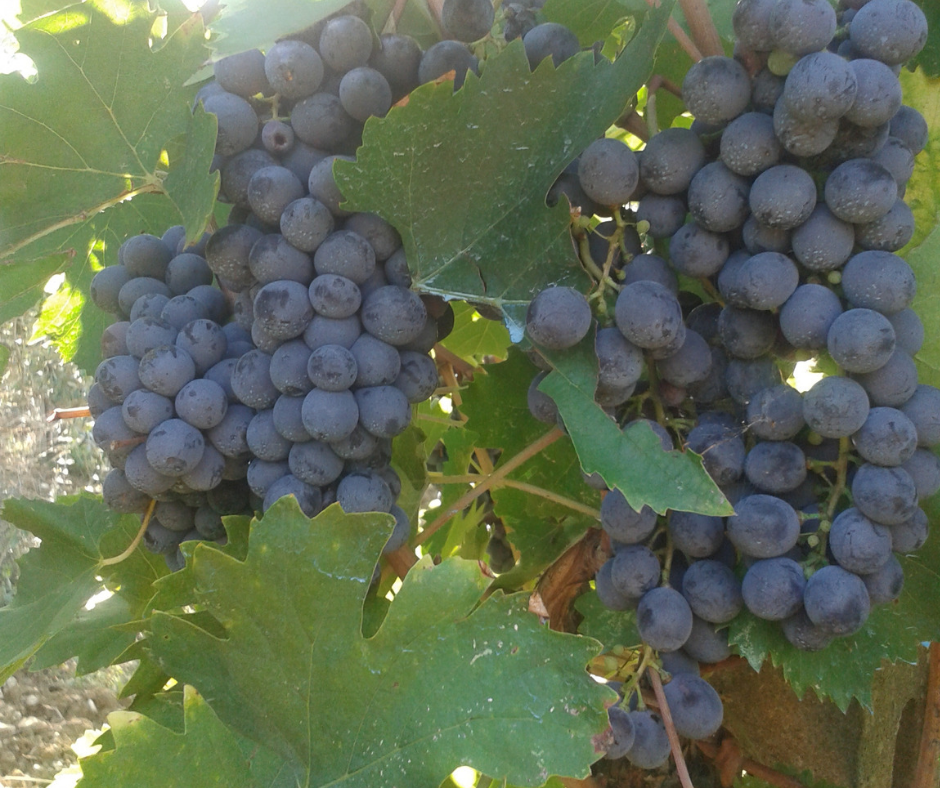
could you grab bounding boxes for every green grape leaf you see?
[0,2,216,362]
[0,254,70,324]
[30,193,184,372]
[575,590,640,651]
[150,499,614,787]
[206,0,352,61]
[0,342,10,376]
[78,685,256,788]
[0,495,166,682]
[538,337,733,516]
[728,497,940,712]
[456,348,600,586]
[898,70,940,251]
[908,225,940,387]
[335,1,675,334]
[912,1,940,77]
[541,0,642,46]
[439,303,512,364]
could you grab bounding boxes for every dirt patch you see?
[0,663,128,782]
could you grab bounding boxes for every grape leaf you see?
[575,590,640,651]
[0,494,166,682]
[0,253,70,324]
[0,2,214,257]
[78,685,256,788]
[898,69,940,251]
[907,225,940,387]
[541,0,642,47]
[440,303,511,364]
[335,1,675,335]
[150,499,614,787]
[728,494,940,712]
[30,193,187,372]
[206,0,352,61]
[456,349,600,586]
[538,336,733,516]
[1,2,217,369]
[912,1,940,77]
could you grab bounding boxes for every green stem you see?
[619,645,654,710]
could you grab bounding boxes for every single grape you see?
[264,40,323,100]
[203,92,258,157]
[418,41,479,89]
[829,507,893,574]
[686,423,746,486]
[901,449,940,499]
[639,128,706,195]
[828,308,896,374]
[662,674,724,740]
[668,512,725,558]
[849,0,928,65]
[668,223,730,278]
[681,559,743,624]
[853,407,918,466]
[803,565,871,636]
[600,489,658,544]
[636,587,694,652]
[727,494,800,558]
[783,52,857,122]
[803,376,870,438]
[523,23,580,69]
[844,59,903,128]
[213,49,269,97]
[355,385,412,438]
[741,557,805,620]
[319,15,373,72]
[339,67,393,122]
[769,0,836,56]
[624,711,670,769]
[578,138,639,207]
[615,281,684,351]
[852,463,918,526]
[855,349,919,408]
[682,56,751,126]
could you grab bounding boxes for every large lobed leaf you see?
[206,0,351,61]
[78,685,256,788]
[149,498,614,787]
[457,349,600,585]
[728,491,940,712]
[539,336,733,516]
[336,1,676,335]
[0,0,217,367]
[541,0,643,46]
[0,495,166,682]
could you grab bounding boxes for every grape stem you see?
[618,111,650,142]
[913,642,940,788]
[100,499,155,567]
[427,474,601,519]
[46,406,91,422]
[825,435,852,521]
[417,428,565,546]
[696,740,807,788]
[677,0,725,58]
[648,668,696,788]
[643,354,669,427]
[644,0,703,62]
[618,644,654,709]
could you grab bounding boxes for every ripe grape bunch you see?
[525,0,933,770]
[87,6,478,572]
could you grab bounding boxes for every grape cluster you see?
[88,8,470,569]
[89,230,255,570]
[525,0,932,767]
